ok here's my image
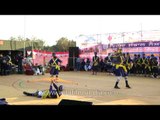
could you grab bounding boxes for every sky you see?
[1,15,160,47]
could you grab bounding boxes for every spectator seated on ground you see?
[11,64,18,74]
[33,63,45,75]
[23,80,63,99]
[23,63,34,75]
[84,64,92,71]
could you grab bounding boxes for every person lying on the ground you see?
[23,80,63,99]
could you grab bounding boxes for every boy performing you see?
[111,48,131,89]
[48,53,62,80]
[23,80,63,98]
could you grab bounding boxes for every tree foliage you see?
[43,37,76,52]
[53,37,76,52]
[8,36,76,52]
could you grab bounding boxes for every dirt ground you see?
[0,71,160,105]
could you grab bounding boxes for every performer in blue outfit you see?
[48,53,62,80]
[111,48,131,89]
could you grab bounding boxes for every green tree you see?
[9,36,16,41]
[30,37,45,50]
[55,37,76,52]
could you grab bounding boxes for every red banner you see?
[31,50,68,66]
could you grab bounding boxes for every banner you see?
[79,41,160,61]
[29,50,69,66]
[109,41,160,48]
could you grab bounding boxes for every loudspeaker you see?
[69,47,79,57]
[58,99,93,105]
[68,57,73,67]
[68,57,76,70]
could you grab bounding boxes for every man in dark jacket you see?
[16,52,24,74]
